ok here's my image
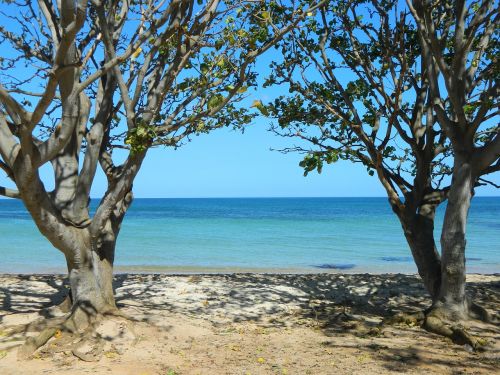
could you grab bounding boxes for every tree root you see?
[57,295,73,314]
[381,308,490,351]
[423,315,482,349]
[16,303,136,362]
[17,305,102,360]
[17,327,58,359]
[422,303,492,350]
[469,302,493,323]
[71,337,105,362]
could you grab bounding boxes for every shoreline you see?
[0,266,498,276]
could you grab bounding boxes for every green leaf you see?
[208,94,224,110]
[200,62,209,74]
[215,39,224,51]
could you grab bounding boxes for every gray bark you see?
[66,235,116,315]
[436,155,475,318]
[402,211,442,300]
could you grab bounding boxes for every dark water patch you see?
[380,256,413,262]
[313,263,356,270]
[467,258,482,261]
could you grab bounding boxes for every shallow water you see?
[0,197,498,274]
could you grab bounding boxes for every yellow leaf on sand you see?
[104,351,118,359]
[357,353,371,363]
[257,357,265,364]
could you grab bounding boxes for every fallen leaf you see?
[357,353,371,363]
[257,357,265,364]
[104,351,118,359]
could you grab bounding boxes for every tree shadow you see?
[0,274,68,319]
[1,272,498,371]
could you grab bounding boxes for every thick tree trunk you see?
[65,236,116,322]
[435,156,474,319]
[403,214,442,300]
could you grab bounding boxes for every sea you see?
[0,197,498,274]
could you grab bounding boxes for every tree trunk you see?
[436,155,474,319]
[65,235,116,322]
[403,213,442,300]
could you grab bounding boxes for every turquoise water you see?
[0,197,498,274]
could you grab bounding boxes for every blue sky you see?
[116,120,391,198]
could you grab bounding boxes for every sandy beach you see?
[0,273,498,374]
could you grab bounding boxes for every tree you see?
[0,0,320,352]
[265,0,498,345]
[407,0,499,326]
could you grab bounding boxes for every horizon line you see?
[98,195,500,199]
[1,195,499,200]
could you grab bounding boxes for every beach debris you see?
[228,344,241,352]
[356,353,372,363]
[54,329,62,339]
[382,312,425,327]
[257,356,265,364]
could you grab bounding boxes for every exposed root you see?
[71,337,105,362]
[17,327,58,359]
[57,295,73,314]
[469,302,492,323]
[422,305,491,350]
[16,303,136,362]
[17,305,101,359]
[423,315,480,348]
[380,308,490,351]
